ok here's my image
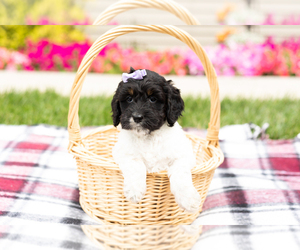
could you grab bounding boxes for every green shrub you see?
[0,25,86,50]
[0,0,87,50]
[0,0,33,25]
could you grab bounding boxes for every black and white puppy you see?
[111,68,201,213]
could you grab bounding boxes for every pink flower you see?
[0,47,30,70]
[263,14,276,25]
[282,15,300,25]
[1,34,298,77]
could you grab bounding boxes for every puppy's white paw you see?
[124,181,146,204]
[174,187,201,213]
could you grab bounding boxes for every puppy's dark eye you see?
[149,96,157,103]
[126,96,133,103]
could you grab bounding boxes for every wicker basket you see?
[82,225,202,250]
[68,25,224,225]
[93,0,200,25]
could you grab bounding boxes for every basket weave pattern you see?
[82,225,202,250]
[68,25,224,225]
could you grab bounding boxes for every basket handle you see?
[68,25,220,156]
[93,0,200,25]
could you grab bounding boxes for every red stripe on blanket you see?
[203,189,300,211]
[16,142,49,150]
[0,178,26,215]
[220,158,273,170]
[0,178,25,192]
[22,182,79,202]
[0,178,78,202]
[3,162,35,167]
[269,158,300,172]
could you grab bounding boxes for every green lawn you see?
[1,90,300,139]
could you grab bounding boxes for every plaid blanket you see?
[0,124,300,249]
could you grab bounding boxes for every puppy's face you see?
[111,68,184,134]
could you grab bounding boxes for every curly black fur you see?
[111,68,184,132]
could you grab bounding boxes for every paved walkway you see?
[1,71,300,99]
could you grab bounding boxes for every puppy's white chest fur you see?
[112,122,195,173]
[130,127,174,173]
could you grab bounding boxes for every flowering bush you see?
[0,48,30,70]
[0,37,300,76]
[264,14,300,25]
[20,40,188,75]
[186,38,300,76]
[22,40,124,73]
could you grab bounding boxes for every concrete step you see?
[82,0,300,48]
[84,25,299,50]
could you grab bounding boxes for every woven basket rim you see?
[70,125,223,175]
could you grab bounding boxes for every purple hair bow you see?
[122,69,147,83]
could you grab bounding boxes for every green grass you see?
[1,90,300,139]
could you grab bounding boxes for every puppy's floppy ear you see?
[129,67,135,73]
[165,80,184,127]
[111,84,122,127]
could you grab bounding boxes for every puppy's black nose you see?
[132,113,143,123]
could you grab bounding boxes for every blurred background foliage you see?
[0,25,86,50]
[0,0,87,50]
[0,0,86,24]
